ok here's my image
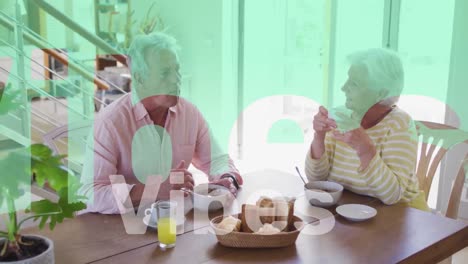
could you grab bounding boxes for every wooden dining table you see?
[23,169,468,264]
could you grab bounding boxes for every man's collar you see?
[132,99,178,121]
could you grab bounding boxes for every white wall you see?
[441,0,468,219]
[43,0,66,49]
[70,0,96,57]
[155,0,223,114]
[437,0,468,219]
[33,0,96,63]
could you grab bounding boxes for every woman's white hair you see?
[347,48,404,106]
[127,32,180,83]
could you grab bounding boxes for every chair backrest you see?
[445,154,468,219]
[42,120,92,174]
[43,120,92,153]
[415,120,468,202]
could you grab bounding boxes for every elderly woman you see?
[305,48,428,210]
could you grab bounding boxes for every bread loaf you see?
[286,197,296,231]
[256,196,275,224]
[237,196,297,233]
[217,215,241,232]
[255,223,281,235]
[271,196,296,231]
[272,198,289,231]
[241,204,263,233]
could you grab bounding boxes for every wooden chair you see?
[42,120,92,174]
[434,156,468,264]
[445,154,468,219]
[416,121,468,264]
[415,121,468,201]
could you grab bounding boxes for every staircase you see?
[0,0,129,152]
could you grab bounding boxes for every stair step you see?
[0,138,23,151]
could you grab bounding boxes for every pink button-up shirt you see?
[82,93,240,214]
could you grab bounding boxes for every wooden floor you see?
[453,248,468,264]
[31,98,69,144]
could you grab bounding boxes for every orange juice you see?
[158,217,176,246]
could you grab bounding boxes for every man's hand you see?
[209,177,238,208]
[210,177,238,197]
[129,161,194,206]
[159,160,194,199]
[170,160,195,190]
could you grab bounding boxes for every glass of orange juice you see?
[156,201,177,249]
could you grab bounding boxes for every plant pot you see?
[0,235,54,264]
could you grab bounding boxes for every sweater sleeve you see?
[305,133,335,181]
[359,126,419,205]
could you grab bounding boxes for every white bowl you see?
[192,183,231,212]
[304,181,343,207]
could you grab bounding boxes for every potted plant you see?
[0,83,87,263]
[113,1,164,51]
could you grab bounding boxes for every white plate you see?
[336,204,377,222]
[143,215,158,229]
[143,215,187,229]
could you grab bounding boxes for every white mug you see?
[145,201,178,226]
[145,203,158,225]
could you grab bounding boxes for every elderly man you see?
[82,32,242,214]
[305,48,428,211]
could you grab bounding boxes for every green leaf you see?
[0,150,31,201]
[28,200,61,215]
[57,185,87,218]
[0,83,23,115]
[0,188,3,212]
[39,215,48,229]
[30,144,69,191]
[30,144,53,160]
[2,143,87,232]
[27,197,86,231]
[49,215,57,230]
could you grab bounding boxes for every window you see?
[238,0,327,172]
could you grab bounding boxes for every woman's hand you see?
[332,128,376,169]
[310,106,337,159]
[313,106,337,140]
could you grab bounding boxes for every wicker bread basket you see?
[210,214,304,248]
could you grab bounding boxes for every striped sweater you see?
[305,107,420,205]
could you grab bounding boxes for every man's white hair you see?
[347,48,404,106]
[127,32,180,82]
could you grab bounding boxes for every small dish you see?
[143,215,187,229]
[336,204,377,222]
